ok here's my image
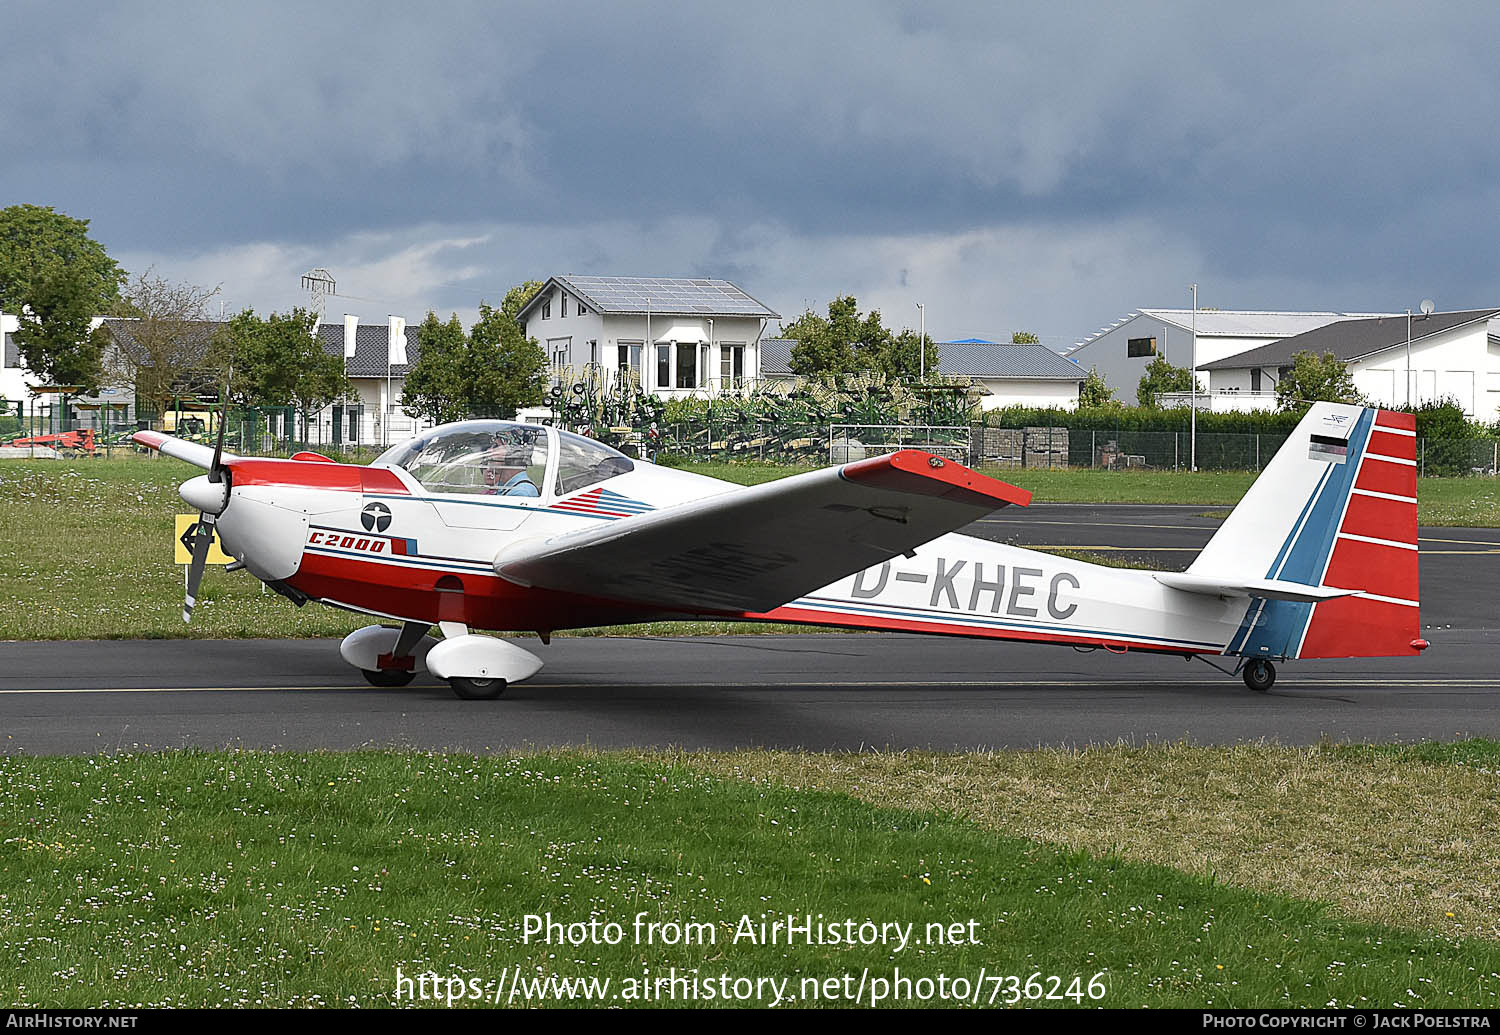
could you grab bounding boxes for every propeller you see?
[183,383,232,623]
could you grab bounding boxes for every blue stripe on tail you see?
[1227,408,1375,659]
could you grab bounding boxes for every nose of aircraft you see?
[180,474,230,515]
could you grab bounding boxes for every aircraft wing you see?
[493,451,1031,614]
[132,431,239,470]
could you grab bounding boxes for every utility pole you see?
[1190,283,1198,472]
[915,302,926,381]
[1405,309,1412,408]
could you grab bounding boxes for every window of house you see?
[676,342,697,389]
[561,295,568,318]
[657,344,671,388]
[576,302,587,317]
[2,332,17,368]
[1127,336,1157,358]
[549,338,571,377]
[542,298,552,320]
[720,343,745,387]
[1250,368,1262,392]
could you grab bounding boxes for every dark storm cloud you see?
[4,1,1499,333]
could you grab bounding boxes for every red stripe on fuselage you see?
[221,458,411,495]
[751,604,1206,656]
[290,549,668,630]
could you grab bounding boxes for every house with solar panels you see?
[759,336,1085,410]
[514,275,780,398]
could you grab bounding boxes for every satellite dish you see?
[1420,299,1435,315]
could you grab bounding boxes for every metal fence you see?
[2,398,1497,477]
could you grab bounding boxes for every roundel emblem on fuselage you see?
[361,502,392,533]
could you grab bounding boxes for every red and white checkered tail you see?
[1296,408,1423,659]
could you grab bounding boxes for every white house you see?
[515,275,779,398]
[1067,309,1394,405]
[1,311,24,405]
[935,338,1084,410]
[1201,308,1500,418]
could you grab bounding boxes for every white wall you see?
[1350,319,1494,418]
[976,378,1080,411]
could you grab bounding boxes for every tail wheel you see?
[362,668,416,687]
[1242,659,1277,693]
[449,676,507,700]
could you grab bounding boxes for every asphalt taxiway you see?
[1,504,1493,754]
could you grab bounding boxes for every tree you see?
[11,266,108,392]
[468,300,547,418]
[1275,351,1362,409]
[785,295,902,379]
[222,307,351,436]
[1078,365,1115,407]
[872,327,939,380]
[400,311,471,424]
[102,271,225,418]
[0,204,125,317]
[1,205,128,393]
[400,284,548,422]
[1011,330,1040,344]
[1136,355,1196,407]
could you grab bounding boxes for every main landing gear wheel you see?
[362,668,416,687]
[1242,659,1277,693]
[449,676,507,700]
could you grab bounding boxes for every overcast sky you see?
[4,0,1496,350]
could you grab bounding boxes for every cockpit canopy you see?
[373,420,634,498]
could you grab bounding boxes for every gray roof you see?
[100,318,222,367]
[759,337,795,375]
[759,337,1083,380]
[1201,309,1500,370]
[1069,308,1396,354]
[101,318,418,379]
[520,275,780,321]
[315,322,418,378]
[937,341,1083,379]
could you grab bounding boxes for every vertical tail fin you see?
[1189,403,1423,660]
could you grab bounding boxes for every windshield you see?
[375,421,550,497]
[554,429,635,495]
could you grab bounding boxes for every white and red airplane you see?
[135,401,1425,699]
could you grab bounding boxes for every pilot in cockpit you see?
[482,433,540,496]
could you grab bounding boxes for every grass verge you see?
[0,748,1497,1008]
[684,741,1500,940]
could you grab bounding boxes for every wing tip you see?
[840,450,1031,508]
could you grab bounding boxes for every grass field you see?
[1,746,1497,1008]
[0,455,1491,640]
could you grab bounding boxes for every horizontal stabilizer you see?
[1154,572,1359,603]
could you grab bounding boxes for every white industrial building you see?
[1201,308,1500,418]
[1067,309,1394,405]
[515,275,779,397]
